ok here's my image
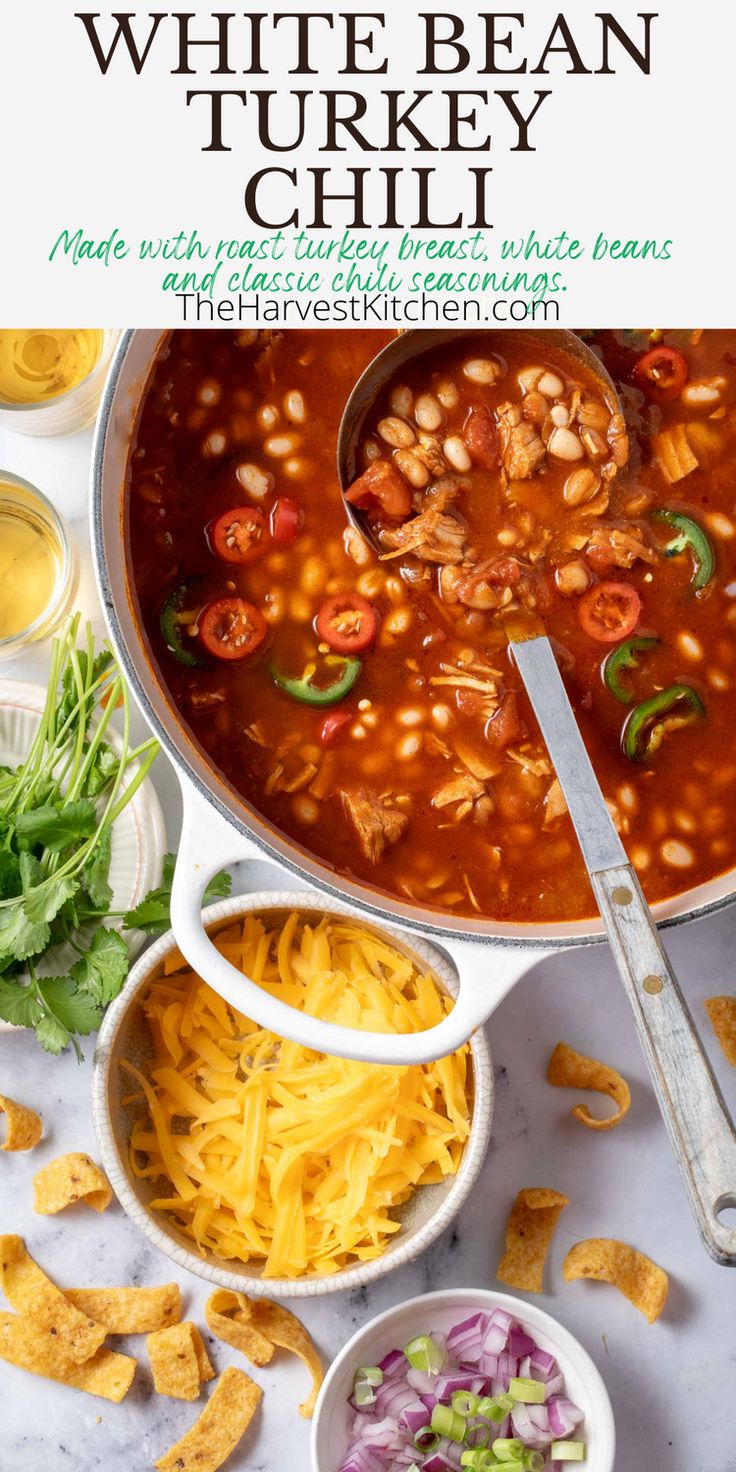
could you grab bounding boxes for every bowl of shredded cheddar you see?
[91,890,493,1297]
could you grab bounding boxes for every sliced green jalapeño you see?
[603,636,659,704]
[651,509,715,590]
[623,682,706,762]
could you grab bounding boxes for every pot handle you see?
[170,785,529,1064]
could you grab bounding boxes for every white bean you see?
[564,466,601,506]
[382,606,412,637]
[397,732,422,760]
[415,393,444,431]
[549,404,569,428]
[292,795,320,825]
[661,839,694,868]
[357,568,385,599]
[289,592,312,622]
[197,378,221,407]
[518,366,545,393]
[390,384,413,417]
[236,462,273,499]
[548,427,584,462]
[398,707,424,727]
[301,556,328,596]
[555,560,591,596]
[443,435,472,473]
[463,357,502,385]
[363,438,382,465]
[378,416,416,448]
[681,376,726,409]
[257,403,279,432]
[203,430,227,457]
[705,512,735,539]
[264,433,300,458]
[676,631,703,662]
[432,703,452,729]
[436,380,460,409]
[284,389,306,424]
[394,449,430,488]
[709,669,730,690]
[344,527,372,566]
[538,371,564,398]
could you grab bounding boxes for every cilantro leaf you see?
[83,743,118,800]
[0,852,21,902]
[0,902,49,962]
[70,928,128,1005]
[34,1014,71,1055]
[23,876,79,927]
[58,650,113,731]
[204,869,233,901]
[0,977,42,1028]
[82,827,113,910]
[15,800,97,853]
[122,853,232,935]
[37,975,103,1036]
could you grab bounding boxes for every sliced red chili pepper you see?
[578,581,642,644]
[316,592,378,653]
[270,496,302,545]
[319,709,353,745]
[209,506,268,564]
[632,346,689,404]
[345,460,413,518]
[199,597,267,661]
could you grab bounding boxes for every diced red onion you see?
[380,1349,407,1378]
[343,1310,584,1472]
[547,1395,585,1439]
[508,1327,536,1358]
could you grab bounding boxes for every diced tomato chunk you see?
[486,691,522,748]
[271,496,302,544]
[319,709,353,745]
[345,460,413,518]
[464,405,500,471]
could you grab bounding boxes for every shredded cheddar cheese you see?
[123,913,471,1278]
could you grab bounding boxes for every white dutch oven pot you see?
[92,331,736,1263]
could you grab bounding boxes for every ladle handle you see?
[170,783,502,1064]
[593,864,736,1266]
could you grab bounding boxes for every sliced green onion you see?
[477,1393,514,1422]
[493,1439,525,1462]
[551,1442,586,1461]
[453,1390,481,1416]
[523,1454,545,1471]
[460,1453,498,1471]
[508,1376,547,1404]
[352,1380,377,1408]
[413,1427,440,1453]
[403,1333,445,1374]
[431,1403,468,1442]
[464,1419,492,1449]
[354,1366,383,1386]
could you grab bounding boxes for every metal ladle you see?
[337,327,736,1266]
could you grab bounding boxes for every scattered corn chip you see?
[0,1235,106,1363]
[33,1153,112,1215]
[547,1042,631,1131]
[148,1321,215,1400]
[205,1289,323,1418]
[154,1365,262,1472]
[0,1311,135,1401]
[496,1188,568,1294]
[563,1238,669,1322]
[0,1093,42,1152]
[705,996,736,1067]
[0,1095,42,1148]
[65,1283,181,1336]
[125,912,471,1278]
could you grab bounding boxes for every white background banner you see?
[1,0,732,325]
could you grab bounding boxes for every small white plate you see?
[0,680,167,1033]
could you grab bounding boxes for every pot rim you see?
[91,889,494,1298]
[91,328,736,951]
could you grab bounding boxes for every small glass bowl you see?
[0,473,78,660]
[0,329,120,437]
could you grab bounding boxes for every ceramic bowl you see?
[311,1288,615,1472]
[91,891,494,1298]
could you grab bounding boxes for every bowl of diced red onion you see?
[311,1290,614,1472]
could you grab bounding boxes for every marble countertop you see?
[0,417,734,1472]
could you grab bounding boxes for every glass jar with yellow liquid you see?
[0,329,120,435]
[0,473,78,658]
